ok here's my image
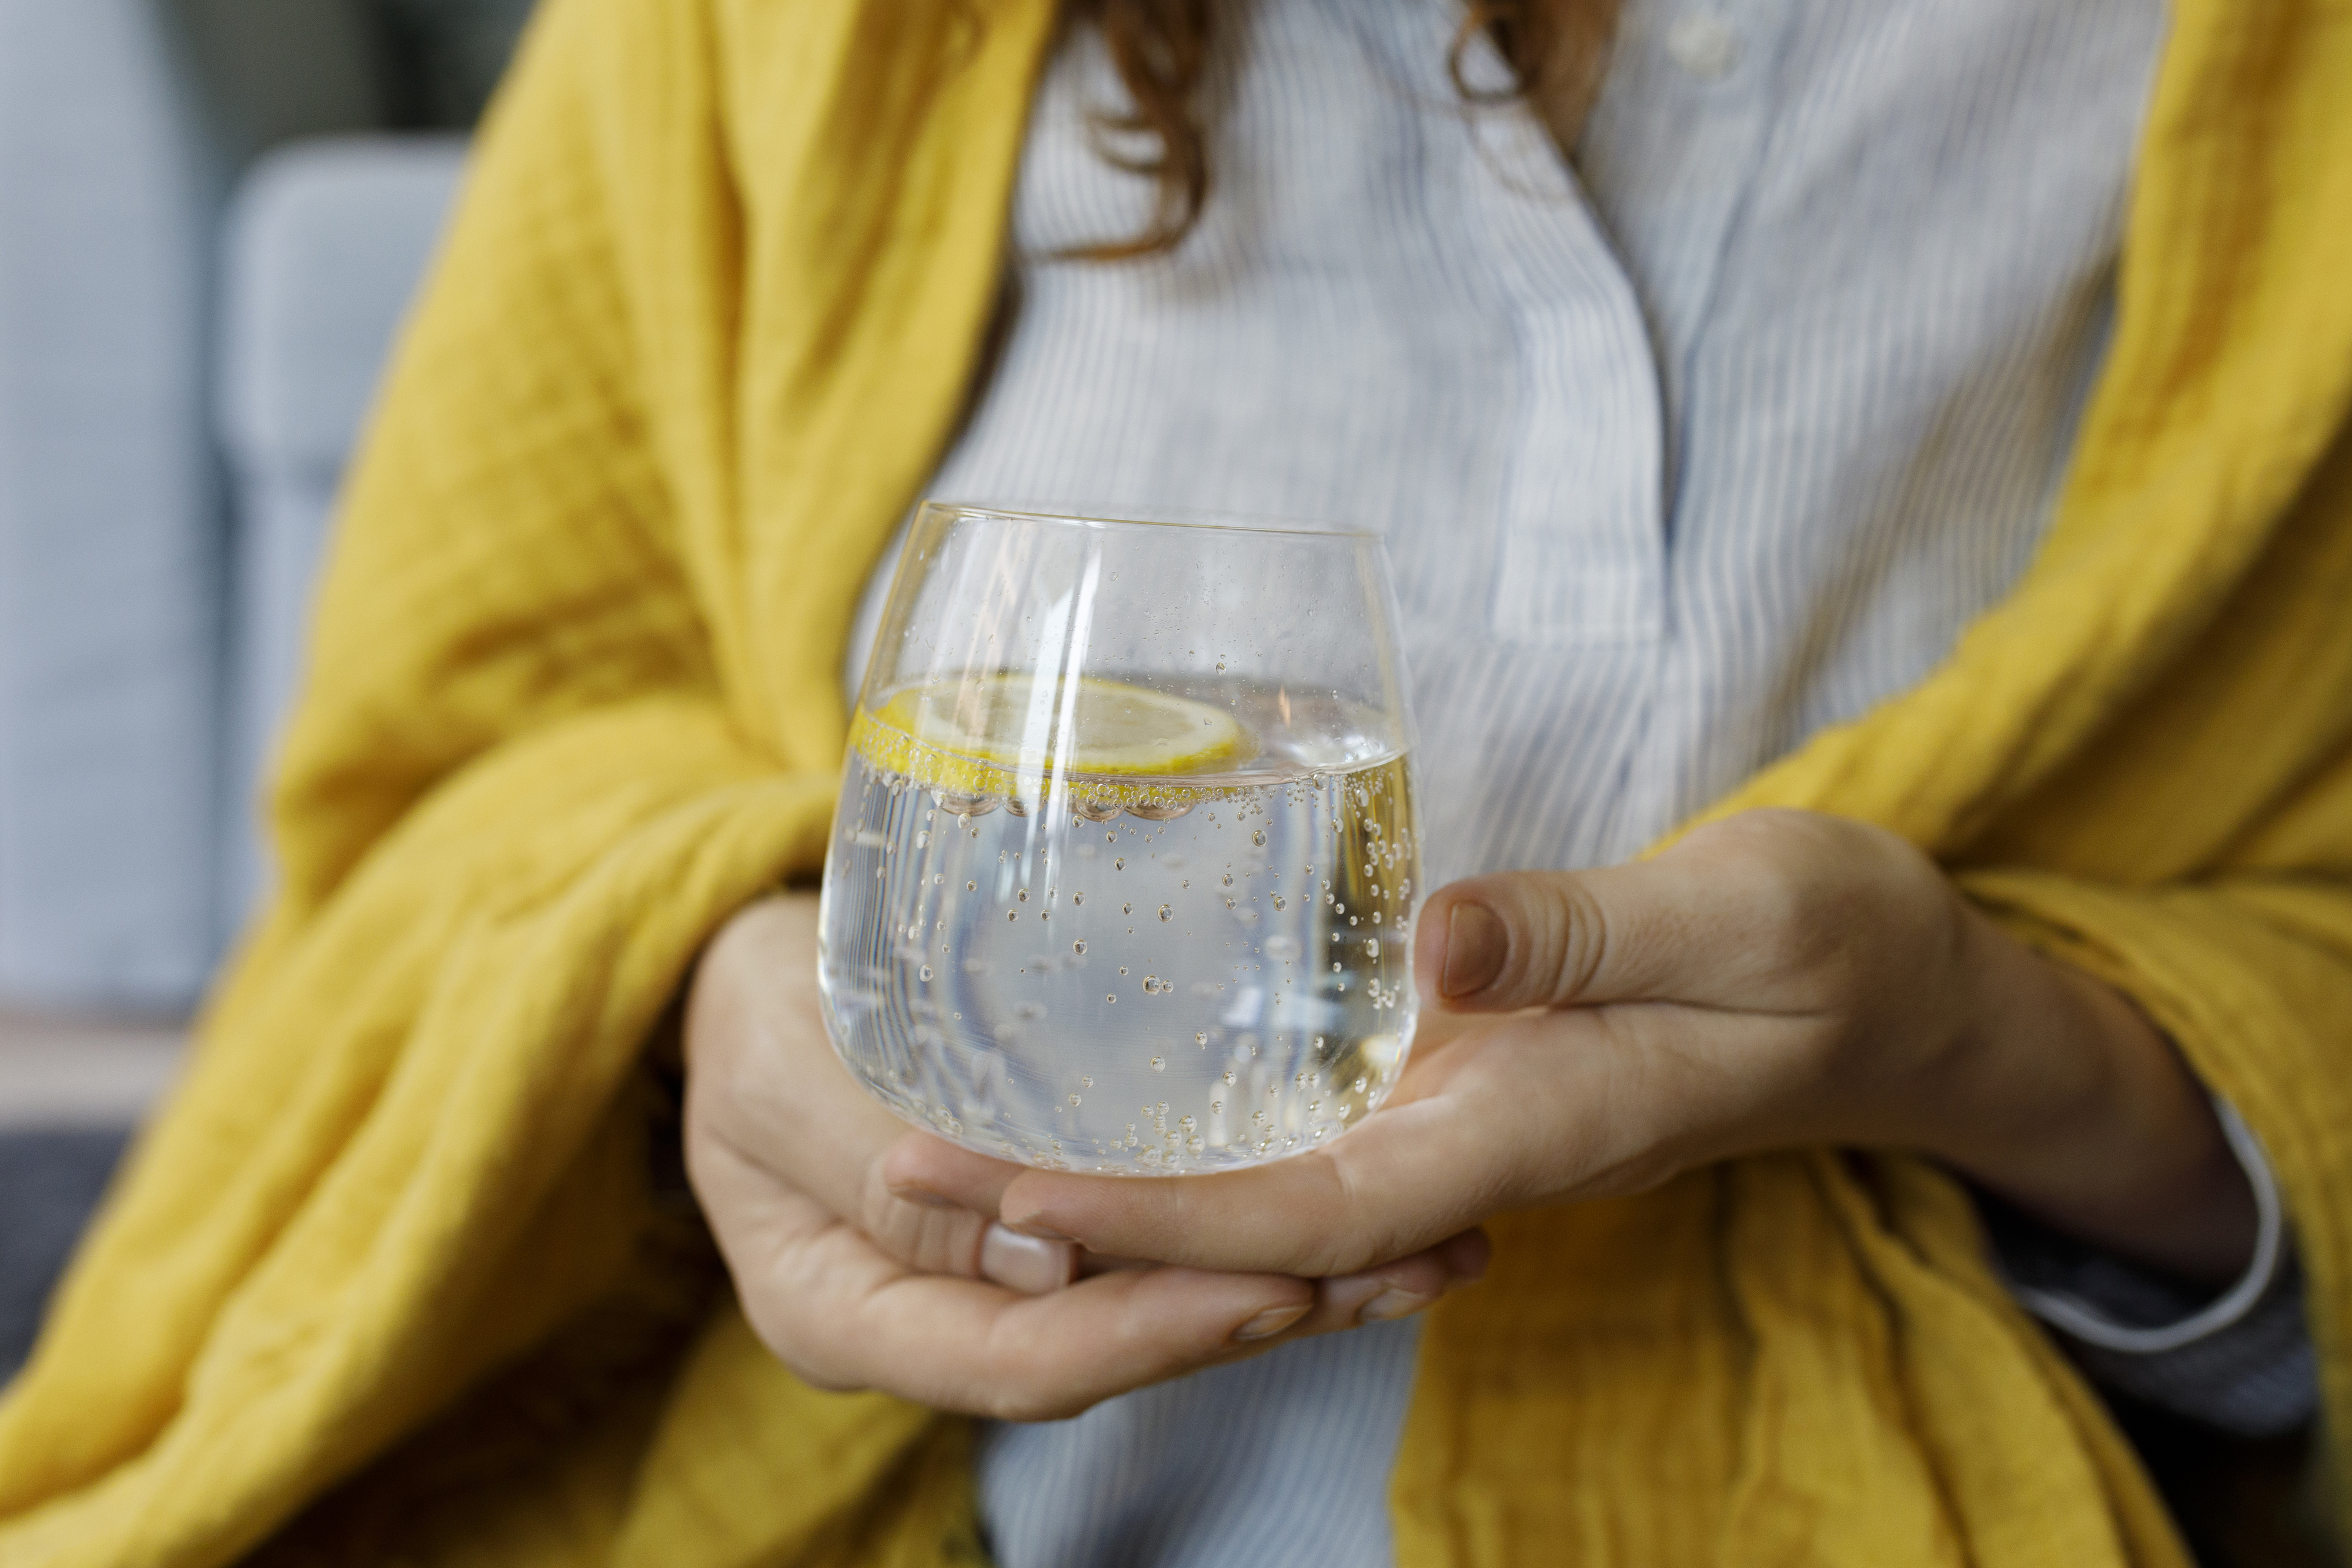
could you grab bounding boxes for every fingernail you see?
[1005,1220,1078,1245]
[892,1186,958,1210]
[1440,903,1508,998]
[1232,1303,1311,1343]
[1358,1288,1435,1323]
[980,1223,1078,1295]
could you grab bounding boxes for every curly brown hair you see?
[1063,0,1623,259]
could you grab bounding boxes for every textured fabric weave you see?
[2,0,2350,1564]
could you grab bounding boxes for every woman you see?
[2,0,2347,1563]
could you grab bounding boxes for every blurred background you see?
[0,0,534,1379]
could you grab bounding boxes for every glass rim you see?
[919,498,1382,544]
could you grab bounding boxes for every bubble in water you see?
[1195,1032,1207,1045]
[1188,1136,1205,1154]
[1108,993,1119,1004]
[1008,911,1018,921]
[1354,1075,1368,1093]
[1120,966,1130,975]
[1158,905,1172,921]
[1221,873,1233,887]
[916,831,930,848]
[1073,940,1088,955]
[1331,962,1341,972]
[1074,892,1085,906]
[1222,1069,1236,1085]
[1150,1056,1165,1072]
[918,966,932,981]
[967,881,977,891]
[1122,902,1133,915]
[1253,830,1266,847]
[1068,1094,1081,1106]
[1366,938,1380,957]
[1017,888,1028,902]
[1272,894,1287,911]
[1115,858,1125,871]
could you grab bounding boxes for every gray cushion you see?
[0,0,234,1008]
[215,136,468,923]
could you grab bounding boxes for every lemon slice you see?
[853,675,1246,803]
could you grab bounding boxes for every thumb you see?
[1415,862,1702,1014]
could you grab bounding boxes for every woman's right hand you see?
[683,892,1484,1422]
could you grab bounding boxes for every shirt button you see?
[1665,13,1742,80]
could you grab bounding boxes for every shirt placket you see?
[1461,86,1666,648]
[1455,0,1794,656]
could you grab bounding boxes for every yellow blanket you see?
[5,0,2350,1562]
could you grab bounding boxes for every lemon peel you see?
[851,675,1250,813]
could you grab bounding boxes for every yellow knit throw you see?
[3,0,2349,1562]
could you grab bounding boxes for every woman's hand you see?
[682,892,1487,1422]
[888,810,2257,1292]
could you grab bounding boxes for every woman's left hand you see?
[888,808,2258,1296]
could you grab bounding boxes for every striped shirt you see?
[841,0,2313,1560]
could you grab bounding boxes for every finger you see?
[990,1054,1543,1277]
[690,897,916,1229]
[1300,1226,1490,1335]
[1413,860,1714,1014]
[741,1185,1315,1421]
[882,1131,1031,1218]
[987,1002,1728,1278]
[692,901,1022,1279]
[980,1222,1080,1295]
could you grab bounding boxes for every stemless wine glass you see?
[818,503,1421,1174]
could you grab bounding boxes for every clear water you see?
[818,727,1420,1174]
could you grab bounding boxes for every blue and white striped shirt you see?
[844,0,2314,1560]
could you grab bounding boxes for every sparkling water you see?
[818,740,1420,1173]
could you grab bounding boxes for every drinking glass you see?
[818,503,1421,1173]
